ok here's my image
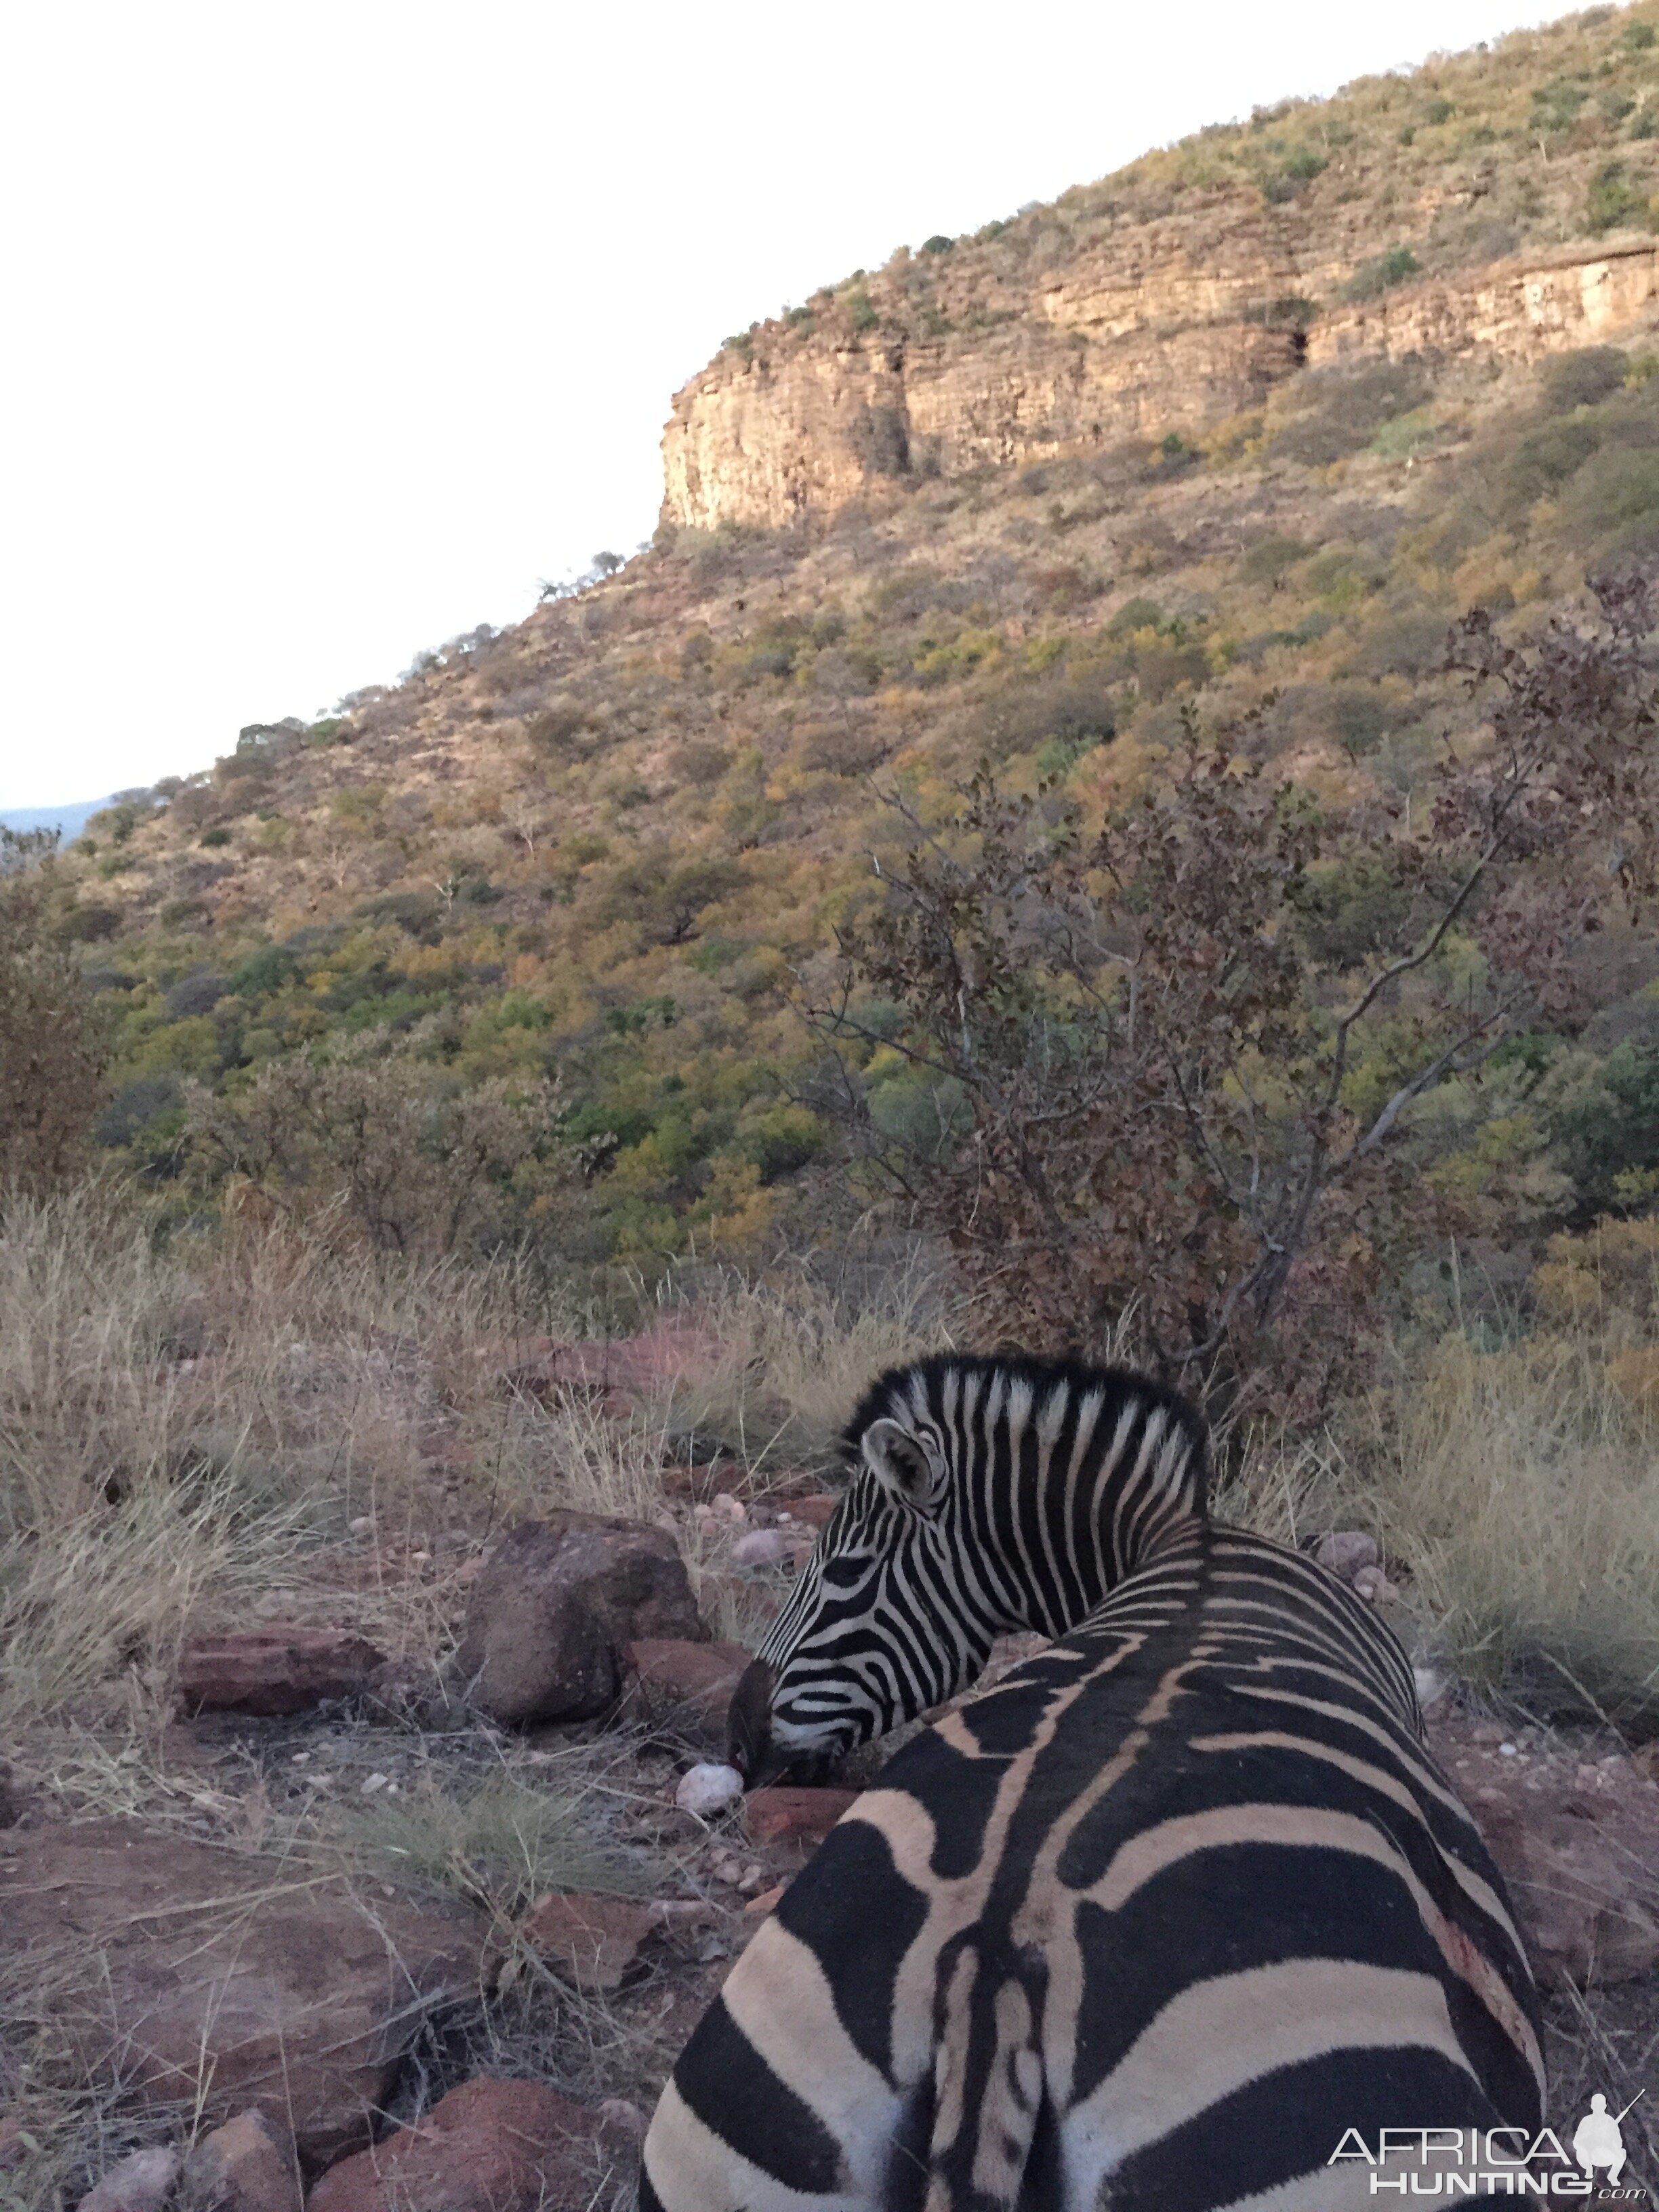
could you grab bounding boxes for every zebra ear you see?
[861,1418,945,1515]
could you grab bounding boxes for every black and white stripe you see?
[729,1355,1210,1775]
[644,1355,1544,2211]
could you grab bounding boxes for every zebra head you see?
[727,1353,1208,1781]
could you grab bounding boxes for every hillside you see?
[45,0,1659,1269]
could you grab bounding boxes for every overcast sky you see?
[1,0,1553,811]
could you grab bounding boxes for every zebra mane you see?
[842,1351,1211,1525]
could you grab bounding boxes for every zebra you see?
[640,1353,1544,2211]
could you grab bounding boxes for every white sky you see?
[1,0,1553,809]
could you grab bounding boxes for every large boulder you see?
[2,1822,489,2170]
[453,1514,706,1726]
[305,2077,628,2212]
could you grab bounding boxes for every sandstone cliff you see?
[661,12,1659,530]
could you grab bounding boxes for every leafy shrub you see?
[1238,535,1313,586]
[1269,363,1429,465]
[1586,161,1647,234]
[1540,346,1627,413]
[1343,247,1420,303]
[817,584,1659,1416]
[1548,1045,1659,1219]
[186,1037,564,1258]
[1508,415,1604,502]
[163,969,228,1021]
[0,876,110,1191]
[527,699,602,759]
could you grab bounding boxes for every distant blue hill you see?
[0,796,117,844]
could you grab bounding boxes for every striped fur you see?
[735,1355,1209,1773]
[642,1357,1544,2210]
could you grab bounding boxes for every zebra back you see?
[648,1517,1542,2211]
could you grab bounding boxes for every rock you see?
[743,1786,861,1845]
[453,1513,707,1726]
[787,1494,840,1530]
[675,1763,744,1818]
[710,1493,747,1525]
[1351,1563,1401,1605]
[1431,1719,1659,1988]
[619,1639,751,1743]
[363,1656,453,1729]
[77,2146,181,2212]
[182,2110,302,2212]
[178,1628,386,1717]
[729,1528,791,1569]
[594,2101,647,2146]
[1313,1531,1380,1582]
[518,1893,658,1992]
[305,2076,626,2212]
[1,1821,488,2170]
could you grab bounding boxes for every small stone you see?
[745,1882,787,1915]
[595,2099,647,2145]
[1313,1530,1380,1582]
[730,1528,791,1568]
[743,1785,861,1845]
[1412,1665,1449,1713]
[1499,1742,1518,1758]
[1351,1564,1399,1605]
[348,1517,374,1537]
[360,1774,388,1795]
[712,1856,744,1885]
[711,1493,747,1524]
[181,2108,301,2212]
[76,2146,181,2212]
[675,1763,744,1818]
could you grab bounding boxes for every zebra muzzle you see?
[726,1656,777,1782]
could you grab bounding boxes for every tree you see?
[184,1033,565,1258]
[813,579,1659,1418]
[0,833,111,1191]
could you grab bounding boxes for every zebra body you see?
[642,1357,1543,2211]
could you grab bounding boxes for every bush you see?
[1508,414,1604,502]
[186,1036,565,1258]
[1269,363,1429,465]
[1586,161,1647,234]
[817,583,1659,1417]
[1548,1045,1659,1218]
[1532,344,1621,419]
[1343,247,1420,303]
[0,878,110,1191]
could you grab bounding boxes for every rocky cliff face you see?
[660,8,1659,532]
[661,219,1659,533]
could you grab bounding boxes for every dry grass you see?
[1372,1332,1659,1729]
